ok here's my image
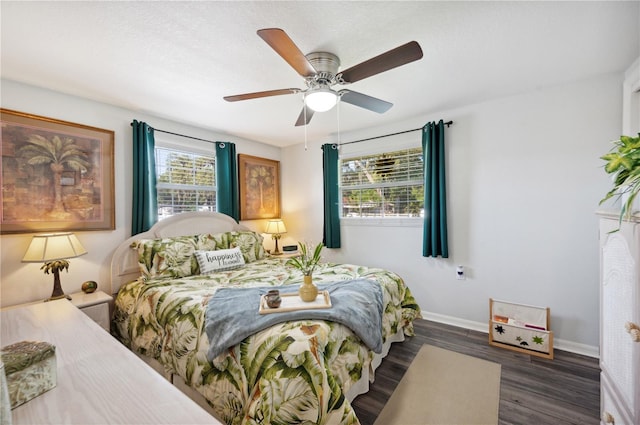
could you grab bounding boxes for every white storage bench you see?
[489,298,554,359]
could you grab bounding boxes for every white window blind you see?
[340,147,424,218]
[155,146,216,220]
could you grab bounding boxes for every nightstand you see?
[273,252,300,259]
[69,290,113,332]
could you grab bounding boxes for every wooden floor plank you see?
[351,319,600,425]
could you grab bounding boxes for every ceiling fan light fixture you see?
[305,87,338,112]
[225,29,423,125]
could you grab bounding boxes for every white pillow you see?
[194,247,245,273]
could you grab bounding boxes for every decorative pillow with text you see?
[194,247,246,273]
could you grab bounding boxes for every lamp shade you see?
[265,220,287,235]
[305,88,338,112]
[22,232,87,263]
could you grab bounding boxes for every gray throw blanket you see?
[205,279,384,361]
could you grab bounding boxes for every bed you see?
[110,212,421,425]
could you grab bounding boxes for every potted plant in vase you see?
[600,134,640,226]
[286,241,324,302]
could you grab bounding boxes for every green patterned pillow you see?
[227,231,266,263]
[135,234,221,278]
[134,231,264,278]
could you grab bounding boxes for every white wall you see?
[0,79,279,307]
[282,72,624,355]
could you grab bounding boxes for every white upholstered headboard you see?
[109,212,249,295]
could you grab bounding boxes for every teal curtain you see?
[131,120,158,235]
[422,120,449,257]
[322,143,341,248]
[215,141,239,221]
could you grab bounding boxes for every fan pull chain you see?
[336,99,341,151]
[304,111,308,151]
[303,94,308,151]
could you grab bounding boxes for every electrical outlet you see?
[456,265,465,280]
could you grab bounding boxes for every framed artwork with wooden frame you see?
[238,154,281,220]
[0,108,115,234]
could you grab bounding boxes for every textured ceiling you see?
[1,1,638,147]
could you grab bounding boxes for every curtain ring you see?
[331,144,338,150]
[218,142,226,149]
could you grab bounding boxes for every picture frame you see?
[238,154,281,220]
[1,108,115,234]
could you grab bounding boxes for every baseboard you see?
[422,311,600,359]
[552,339,599,358]
[423,311,488,333]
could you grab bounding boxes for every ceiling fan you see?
[224,28,423,126]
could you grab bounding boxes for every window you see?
[155,146,216,220]
[340,147,423,218]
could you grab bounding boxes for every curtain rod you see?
[132,119,453,147]
[154,128,218,144]
[130,122,218,144]
[338,120,453,146]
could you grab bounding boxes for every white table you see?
[1,299,221,424]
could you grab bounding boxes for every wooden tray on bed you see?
[259,291,332,314]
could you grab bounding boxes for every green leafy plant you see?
[285,242,324,276]
[600,134,640,222]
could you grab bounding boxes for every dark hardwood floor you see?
[351,319,600,425]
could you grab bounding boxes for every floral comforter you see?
[113,257,421,425]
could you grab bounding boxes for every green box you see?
[1,341,57,408]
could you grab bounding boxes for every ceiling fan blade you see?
[294,105,315,126]
[339,90,393,113]
[224,88,300,102]
[337,41,423,84]
[257,28,317,78]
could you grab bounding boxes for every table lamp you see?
[265,219,287,255]
[22,232,87,301]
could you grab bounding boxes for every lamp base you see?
[45,294,72,302]
[46,267,72,302]
[272,234,282,255]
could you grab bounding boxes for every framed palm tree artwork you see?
[238,154,281,220]
[0,109,115,234]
